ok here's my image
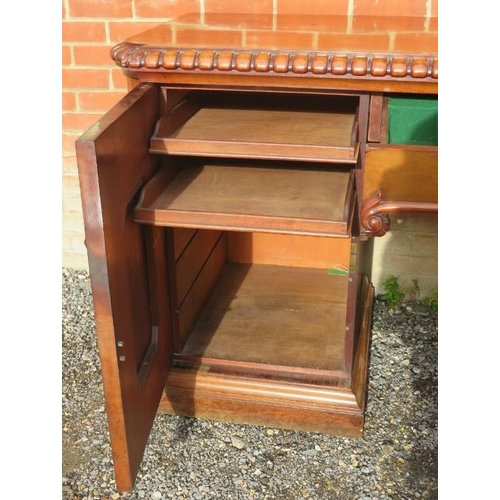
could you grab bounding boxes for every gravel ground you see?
[62,267,438,500]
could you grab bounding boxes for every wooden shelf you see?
[150,92,359,163]
[135,162,355,236]
[177,262,348,373]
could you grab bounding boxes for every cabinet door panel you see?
[76,83,171,492]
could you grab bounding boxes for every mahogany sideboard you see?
[75,13,438,492]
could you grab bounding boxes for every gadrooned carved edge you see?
[360,191,438,238]
[110,42,438,80]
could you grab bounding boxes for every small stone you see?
[152,492,162,500]
[111,494,120,500]
[266,429,274,435]
[231,436,246,449]
[303,449,318,456]
[382,445,393,456]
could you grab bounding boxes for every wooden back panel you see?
[228,232,350,269]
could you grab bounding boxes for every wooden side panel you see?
[363,145,438,203]
[352,276,374,411]
[75,83,170,492]
[176,233,228,346]
[174,229,223,305]
[172,228,197,261]
[227,232,350,269]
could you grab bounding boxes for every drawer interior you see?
[150,90,360,163]
[135,159,356,237]
[388,95,438,146]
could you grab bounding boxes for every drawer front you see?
[363,145,438,204]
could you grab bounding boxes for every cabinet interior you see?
[132,88,363,387]
[368,93,438,146]
[165,227,352,383]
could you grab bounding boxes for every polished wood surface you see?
[227,232,351,269]
[125,14,437,54]
[172,227,197,261]
[359,145,438,237]
[180,262,348,371]
[175,232,227,348]
[135,163,355,236]
[112,14,437,93]
[172,229,222,306]
[152,107,358,162]
[75,83,171,491]
[159,367,365,436]
[75,14,437,491]
[363,145,438,203]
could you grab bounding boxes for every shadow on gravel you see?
[401,304,438,497]
[369,299,438,499]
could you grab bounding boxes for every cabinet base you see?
[158,279,373,437]
[159,369,364,436]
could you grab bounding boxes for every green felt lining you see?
[388,96,438,146]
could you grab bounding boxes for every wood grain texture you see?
[75,83,171,492]
[360,190,438,238]
[172,227,197,261]
[363,145,438,203]
[173,229,223,305]
[111,14,437,93]
[71,10,441,486]
[181,262,348,371]
[135,163,355,237]
[176,233,228,347]
[159,368,364,436]
[351,276,374,410]
[151,102,359,163]
[227,232,351,269]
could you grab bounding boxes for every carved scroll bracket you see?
[360,191,438,238]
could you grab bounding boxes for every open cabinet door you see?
[76,83,172,491]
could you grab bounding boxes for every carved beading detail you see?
[110,42,438,81]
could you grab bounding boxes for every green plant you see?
[381,275,405,308]
[423,289,438,311]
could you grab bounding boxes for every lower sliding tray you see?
[134,161,356,236]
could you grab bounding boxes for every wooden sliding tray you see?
[134,162,356,236]
[150,92,359,163]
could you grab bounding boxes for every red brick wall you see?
[62,0,438,282]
